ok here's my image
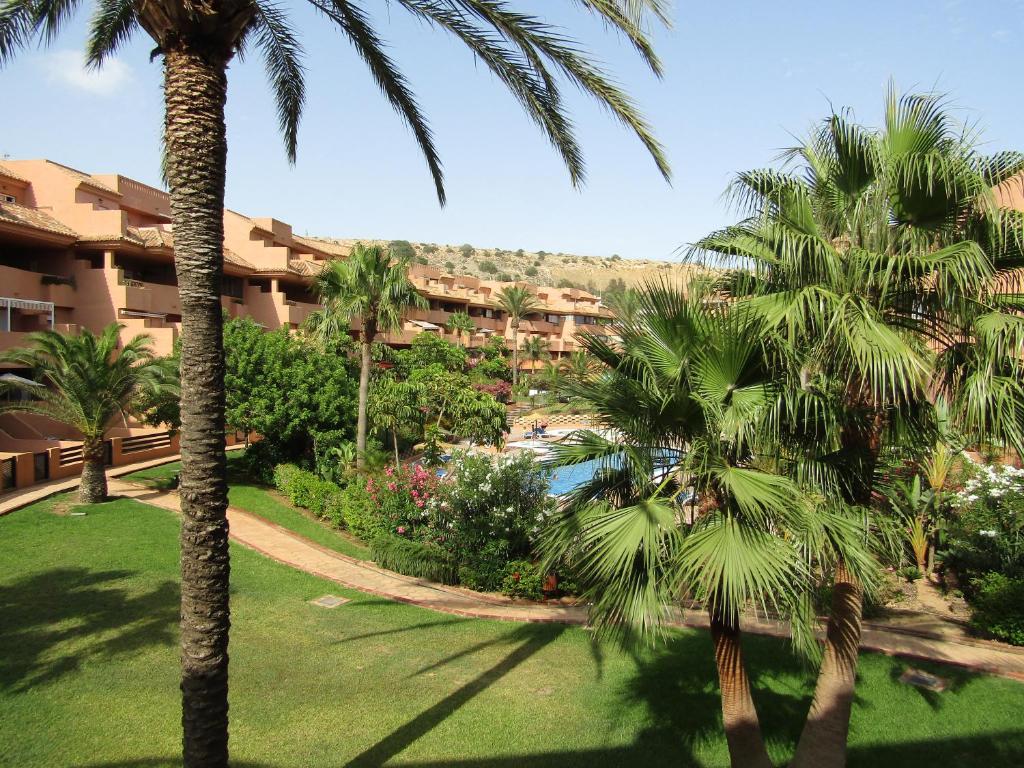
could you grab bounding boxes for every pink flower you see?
[415,500,425,508]
[385,467,394,477]
[411,490,419,498]
[387,482,397,492]
[397,525,407,535]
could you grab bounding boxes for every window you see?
[1,194,15,204]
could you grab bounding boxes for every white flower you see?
[980,529,998,537]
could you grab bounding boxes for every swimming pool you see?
[546,456,621,496]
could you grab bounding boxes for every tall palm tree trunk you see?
[791,560,863,768]
[356,321,375,469]
[79,436,107,504]
[164,46,232,768]
[793,408,880,768]
[511,323,520,388]
[709,611,773,768]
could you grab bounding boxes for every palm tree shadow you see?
[0,567,179,693]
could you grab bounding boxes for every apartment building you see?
[0,158,612,489]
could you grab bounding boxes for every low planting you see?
[943,463,1024,645]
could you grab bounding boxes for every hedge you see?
[273,463,345,527]
[370,535,459,585]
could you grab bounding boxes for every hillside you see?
[309,237,704,293]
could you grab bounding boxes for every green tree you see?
[540,284,875,768]
[459,244,476,259]
[496,285,542,388]
[693,89,1024,766]
[2,2,669,760]
[393,332,467,377]
[521,335,550,367]
[310,245,426,469]
[446,311,476,348]
[389,239,416,260]
[479,260,498,274]
[224,318,358,469]
[369,376,422,464]
[0,324,176,503]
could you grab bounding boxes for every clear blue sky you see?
[2,1,1022,260]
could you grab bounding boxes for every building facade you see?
[0,158,613,489]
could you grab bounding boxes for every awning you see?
[409,319,441,330]
[119,309,167,319]
[0,297,53,313]
[0,373,44,387]
[476,327,495,334]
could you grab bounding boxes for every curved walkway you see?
[101,477,1024,683]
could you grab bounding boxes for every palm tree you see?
[603,286,642,326]
[559,349,599,382]
[446,311,475,348]
[368,376,421,464]
[496,285,542,387]
[311,245,427,469]
[521,334,550,369]
[693,88,1024,767]
[0,324,175,503]
[539,282,875,768]
[2,2,670,763]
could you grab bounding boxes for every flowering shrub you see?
[426,451,557,592]
[429,451,555,554]
[472,380,512,404]
[946,464,1024,582]
[364,464,439,539]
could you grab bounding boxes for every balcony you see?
[123,280,182,317]
[0,264,75,307]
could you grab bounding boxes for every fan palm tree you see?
[0,324,176,503]
[368,376,421,464]
[3,3,669,764]
[521,334,550,369]
[692,88,1024,767]
[539,282,875,768]
[496,285,542,387]
[446,310,475,348]
[310,245,427,469]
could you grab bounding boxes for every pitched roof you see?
[0,200,78,238]
[0,164,30,185]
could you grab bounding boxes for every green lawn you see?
[1,495,1023,767]
[124,455,370,560]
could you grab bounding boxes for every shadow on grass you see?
[0,567,178,693]
[70,730,1024,768]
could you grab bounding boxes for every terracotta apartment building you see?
[0,158,613,490]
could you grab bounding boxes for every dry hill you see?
[309,237,703,293]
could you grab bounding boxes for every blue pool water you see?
[546,457,620,496]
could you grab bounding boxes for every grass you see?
[2,495,1023,767]
[124,455,370,561]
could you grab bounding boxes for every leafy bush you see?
[500,560,544,600]
[472,380,512,403]
[371,535,459,585]
[479,260,498,274]
[898,565,922,582]
[525,266,538,277]
[389,240,416,260]
[336,479,386,540]
[969,572,1024,645]
[472,355,512,383]
[458,541,512,592]
[272,464,342,520]
[429,451,555,560]
[459,244,475,258]
[444,261,455,272]
[944,464,1024,588]
[364,464,439,537]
